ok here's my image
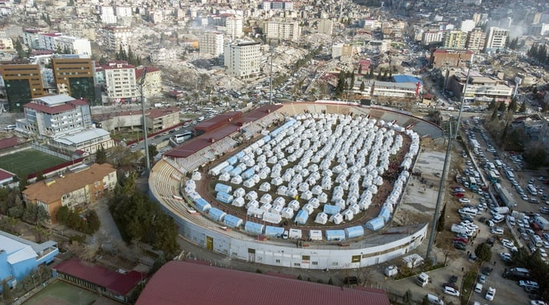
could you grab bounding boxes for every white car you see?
[459,198,471,204]
[490,227,504,235]
[539,248,548,257]
[485,287,496,301]
[531,301,548,305]
[444,285,460,297]
[502,239,518,252]
[499,252,512,262]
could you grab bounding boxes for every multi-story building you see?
[447,71,513,102]
[52,55,96,104]
[430,49,473,68]
[23,30,91,55]
[264,20,301,41]
[135,66,162,97]
[442,30,467,50]
[465,28,486,53]
[54,36,91,55]
[225,15,243,39]
[224,41,261,79]
[93,107,180,132]
[22,163,117,223]
[460,20,476,32]
[199,32,224,58]
[484,27,508,52]
[18,94,92,137]
[102,61,137,103]
[318,19,333,35]
[0,230,59,288]
[421,30,443,45]
[0,31,13,50]
[0,62,45,112]
[104,26,132,51]
[115,6,133,18]
[262,1,294,10]
[149,48,177,63]
[100,6,117,24]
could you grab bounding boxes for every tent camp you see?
[216,192,234,204]
[223,215,243,228]
[264,226,284,237]
[309,230,323,241]
[294,210,309,225]
[194,198,211,212]
[263,212,282,224]
[208,208,226,222]
[244,221,264,235]
[365,217,385,231]
[325,230,346,241]
[344,226,365,239]
[215,183,232,194]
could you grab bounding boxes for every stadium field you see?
[0,149,66,179]
[23,280,98,305]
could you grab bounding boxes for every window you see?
[275,259,280,263]
[331,262,338,266]
[293,263,300,267]
[302,255,310,261]
[351,255,361,263]
[312,262,318,265]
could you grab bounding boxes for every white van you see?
[527,184,537,196]
[475,283,483,293]
[174,132,192,144]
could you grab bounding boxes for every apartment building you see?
[100,6,117,24]
[430,49,473,68]
[104,26,132,51]
[318,19,333,35]
[443,30,467,50]
[265,20,301,41]
[52,55,96,103]
[22,163,117,223]
[465,28,486,53]
[21,29,91,55]
[0,62,45,112]
[447,71,513,102]
[224,41,261,79]
[135,66,162,97]
[0,31,13,50]
[199,32,225,57]
[421,30,443,45]
[150,48,177,63]
[262,1,294,10]
[225,15,243,39]
[484,27,509,52]
[102,61,138,103]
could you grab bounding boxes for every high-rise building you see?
[443,31,467,50]
[225,16,243,39]
[460,20,476,32]
[318,19,333,35]
[51,55,96,104]
[0,62,45,112]
[104,26,132,51]
[465,28,486,53]
[224,41,261,79]
[430,49,473,68]
[102,61,137,103]
[421,30,443,45]
[484,27,508,52]
[199,32,225,57]
[265,20,301,41]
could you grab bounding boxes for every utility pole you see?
[140,67,150,173]
[269,44,274,105]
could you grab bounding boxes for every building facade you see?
[448,71,513,102]
[224,41,261,79]
[104,26,132,51]
[135,66,162,97]
[442,30,467,50]
[102,61,138,103]
[52,55,96,103]
[199,32,225,58]
[484,27,508,52]
[265,20,301,41]
[465,28,486,53]
[0,62,46,112]
[22,163,117,223]
[318,19,333,35]
[225,15,243,39]
[430,49,473,68]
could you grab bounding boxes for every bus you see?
[488,170,500,183]
[469,177,477,191]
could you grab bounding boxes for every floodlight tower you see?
[139,67,151,173]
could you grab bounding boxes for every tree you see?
[96,146,107,164]
[508,98,518,113]
[488,99,497,110]
[13,38,25,58]
[2,279,12,304]
[36,171,45,181]
[523,143,547,169]
[519,102,527,113]
[490,106,498,121]
[359,81,365,92]
[403,289,413,305]
[56,206,69,223]
[148,144,158,161]
[474,243,492,263]
[436,204,446,232]
[497,101,507,112]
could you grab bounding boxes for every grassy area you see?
[23,280,98,305]
[0,149,66,179]
[461,269,478,305]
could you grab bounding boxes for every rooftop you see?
[0,230,38,265]
[137,260,390,305]
[55,128,110,146]
[22,163,116,204]
[0,168,15,182]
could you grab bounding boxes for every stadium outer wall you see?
[149,102,439,270]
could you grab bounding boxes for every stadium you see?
[149,101,442,270]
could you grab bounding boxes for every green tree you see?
[56,206,69,223]
[13,38,25,58]
[436,204,446,232]
[497,101,507,112]
[488,99,497,110]
[359,81,365,92]
[403,289,413,305]
[36,171,45,181]
[86,210,101,233]
[490,106,498,121]
[96,146,107,164]
[523,143,547,169]
[508,98,518,113]
[2,279,12,304]
[474,243,492,262]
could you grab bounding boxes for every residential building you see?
[54,36,92,55]
[22,30,91,55]
[0,168,15,187]
[331,44,358,60]
[225,15,243,39]
[55,259,143,303]
[149,48,177,63]
[100,6,117,24]
[443,31,467,50]
[484,27,508,52]
[93,107,180,132]
[430,49,473,68]
[224,41,261,79]
[135,66,162,97]
[447,71,513,102]
[0,230,59,288]
[318,19,333,35]
[0,31,13,50]
[0,62,45,112]
[115,6,133,18]
[465,28,486,53]
[51,55,96,103]
[262,1,294,10]
[104,26,132,51]
[265,20,301,41]
[421,30,443,45]
[102,61,138,103]
[460,20,476,32]
[199,32,225,58]
[22,163,117,223]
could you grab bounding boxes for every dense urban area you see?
[1,0,549,304]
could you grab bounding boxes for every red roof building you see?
[137,261,390,305]
[54,259,143,303]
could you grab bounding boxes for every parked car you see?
[485,287,496,301]
[444,285,460,297]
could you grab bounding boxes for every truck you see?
[492,206,510,215]
[533,215,549,230]
[494,183,517,208]
[451,224,467,234]
[417,272,430,287]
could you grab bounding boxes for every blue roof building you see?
[392,75,423,85]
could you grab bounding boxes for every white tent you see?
[260,193,273,204]
[281,207,294,219]
[271,177,283,186]
[263,212,282,224]
[288,200,300,211]
[277,185,288,196]
[246,199,259,209]
[311,185,323,195]
[233,188,246,198]
[232,197,245,207]
[342,209,354,221]
[247,206,264,217]
[330,213,343,224]
[191,171,202,180]
[318,192,328,203]
[302,203,314,214]
[314,212,328,225]
[307,198,320,209]
[301,191,313,200]
[219,173,230,182]
[273,197,286,208]
[260,202,272,212]
[230,175,243,184]
[259,182,271,192]
[270,205,283,214]
[245,191,258,201]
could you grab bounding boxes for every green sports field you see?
[0,149,66,179]
[23,280,98,305]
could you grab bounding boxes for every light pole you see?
[139,68,151,173]
[454,55,474,139]
[269,45,274,105]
